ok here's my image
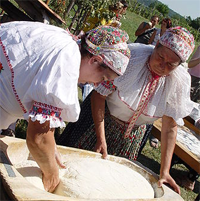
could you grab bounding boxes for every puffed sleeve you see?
[24,40,81,128]
[164,65,198,125]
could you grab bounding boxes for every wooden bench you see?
[151,118,200,174]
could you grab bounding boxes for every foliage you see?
[155,3,169,16]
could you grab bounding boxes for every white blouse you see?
[95,43,197,126]
[0,21,81,128]
[151,28,161,46]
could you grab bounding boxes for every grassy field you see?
[10,9,200,201]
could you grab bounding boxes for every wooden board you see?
[152,118,200,174]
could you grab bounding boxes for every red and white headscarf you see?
[159,26,195,62]
[85,26,130,75]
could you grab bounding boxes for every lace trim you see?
[26,101,65,128]
[95,81,116,96]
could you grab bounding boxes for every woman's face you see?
[149,44,181,76]
[161,20,167,29]
[151,17,159,27]
[79,55,119,86]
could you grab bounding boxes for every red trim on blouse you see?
[0,37,27,113]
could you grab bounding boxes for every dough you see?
[15,157,154,199]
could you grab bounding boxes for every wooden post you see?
[46,0,51,5]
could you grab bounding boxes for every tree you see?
[190,17,200,30]
[156,3,169,16]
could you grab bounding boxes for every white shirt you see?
[0,21,81,128]
[95,43,196,126]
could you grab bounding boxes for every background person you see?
[188,45,200,104]
[134,15,159,44]
[57,26,196,194]
[0,22,130,192]
[148,18,172,46]
[83,1,127,33]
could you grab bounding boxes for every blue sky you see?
[159,0,200,19]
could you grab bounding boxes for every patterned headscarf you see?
[159,26,195,62]
[85,26,130,75]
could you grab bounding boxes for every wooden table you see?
[151,118,200,174]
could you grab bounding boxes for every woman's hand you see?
[94,139,108,159]
[42,166,60,192]
[26,119,62,193]
[158,172,180,194]
[55,145,66,169]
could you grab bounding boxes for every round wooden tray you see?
[0,135,183,201]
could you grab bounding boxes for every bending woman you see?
[58,27,197,194]
[0,22,130,192]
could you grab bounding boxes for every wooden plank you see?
[14,0,44,22]
[32,0,66,24]
[183,118,200,136]
[0,0,32,21]
[152,119,200,174]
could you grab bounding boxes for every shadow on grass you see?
[137,153,160,175]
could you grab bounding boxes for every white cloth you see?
[0,21,81,129]
[95,43,197,126]
[151,28,160,46]
[177,127,200,159]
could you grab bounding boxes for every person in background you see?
[120,0,128,16]
[148,18,172,46]
[188,45,200,104]
[58,27,196,194]
[83,1,127,33]
[134,15,159,44]
[0,22,130,192]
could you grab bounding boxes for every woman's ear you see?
[89,55,103,65]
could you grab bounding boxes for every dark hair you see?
[162,18,172,29]
[80,34,93,57]
[120,0,128,8]
[151,15,159,22]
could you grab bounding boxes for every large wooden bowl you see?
[0,135,183,201]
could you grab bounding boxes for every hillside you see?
[134,0,183,18]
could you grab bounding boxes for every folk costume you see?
[58,27,196,161]
[0,22,130,130]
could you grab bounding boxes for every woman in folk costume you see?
[0,22,130,192]
[58,26,196,194]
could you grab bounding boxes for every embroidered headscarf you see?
[159,26,195,62]
[85,25,130,75]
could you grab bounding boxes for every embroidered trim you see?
[124,75,159,138]
[0,62,4,73]
[101,80,116,91]
[29,101,63,121]
[0,37,27,113]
